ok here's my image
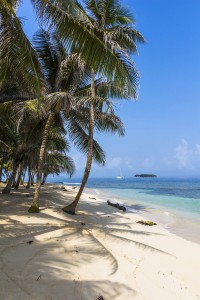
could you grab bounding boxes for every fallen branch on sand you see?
[107,200,126,211]
[89,197,96,200]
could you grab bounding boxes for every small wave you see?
[164,211,170,216]
[126,207,138,213]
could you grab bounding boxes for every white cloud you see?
[175,138,192,168]
[106,157,136,172]
[71,140,200,177]
[124,159,135,171]
[195,144,200,161]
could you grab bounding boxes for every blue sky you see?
[17,0,200,178]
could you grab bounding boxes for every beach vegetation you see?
[0,0,142,97]
[0,0,143,213]
[0,102,74,195]
[13,29,123,211]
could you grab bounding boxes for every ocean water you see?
[48,176,200,243]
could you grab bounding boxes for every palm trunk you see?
[41,173,47,185]
[20,166,26,185]
[30,171,35,186]
[63,69,95,214]
[28,112,55,213]
[0,156,5,182]
[2,161,18,194]
[5,171,11,182]
[14,164,23,189]
[26,166,31,189]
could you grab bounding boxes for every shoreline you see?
[0,184,200,299]
[80,185,200,244]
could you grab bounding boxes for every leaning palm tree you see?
[62,82,126,214]
[62,0,144,214]
[40,115,75,184]
[27,29,86,212]
[27,29,126,213]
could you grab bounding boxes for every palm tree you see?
[62,81,126,213]
[41,118,75,184]
[1,0,144,211]
[41,152,74,185]
[62,68,96,213]
[27,29,85,212]
[0,0,141,97]
[62,0,144,214]
[37,114,75,185]
[0,108,40,194]
[0,100,76,194]
[27,28,126,213]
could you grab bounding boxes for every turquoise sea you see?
[48,177,200,243]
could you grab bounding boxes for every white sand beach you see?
[0,185,200,300]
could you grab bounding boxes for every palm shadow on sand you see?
[0,186,174,299]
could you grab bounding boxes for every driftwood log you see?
[107,200,126,211]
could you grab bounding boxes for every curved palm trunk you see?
[28,112,55,213]
[2,161,18,194]
[63,70,95,214]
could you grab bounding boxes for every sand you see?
[0,184,200,300]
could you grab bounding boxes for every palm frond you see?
[0,1,44,94]
[32,29,61,89]
[95,112,125,135]
[68,121,106,165]
[44,151,75,176]
[104,26,145,54]
[31,0,139,94]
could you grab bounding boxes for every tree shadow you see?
[0,185,175,299]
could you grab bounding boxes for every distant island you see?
[134,174,157,178]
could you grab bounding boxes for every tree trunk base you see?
[2,187,10,194]
[28,206,40,213]
[62,203,76,215]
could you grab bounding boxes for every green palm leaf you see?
[0,1,43,93]
[67,120,106,165]
[31,0,139,95]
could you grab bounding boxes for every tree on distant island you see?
[134,174,157,178]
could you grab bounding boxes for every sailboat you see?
[116,168,123,179]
